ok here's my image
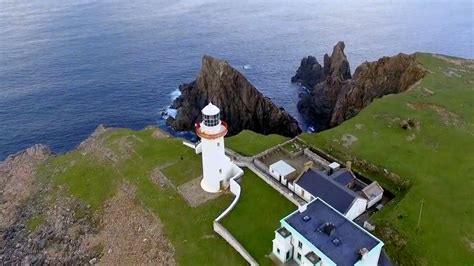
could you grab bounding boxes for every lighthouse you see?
[195,103,233,193]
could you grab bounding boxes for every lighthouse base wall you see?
[200,159,243,193]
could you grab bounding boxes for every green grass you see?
[301,53,474,265]
[221,170,295,265]
[226,130,289,156]
[39,152,118,211]
[26,214,45,232]
[161,153,203,186]
[281,139,307,154]
[39,127,245,265]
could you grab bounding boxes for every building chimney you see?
[298,204,308,213]
[321,222,336,236]
[328,162,340,175]
[358,247,369,260]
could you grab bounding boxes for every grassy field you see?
[221,170,295,265]
[226,130,288,156]
[301,53,474,265]
[39,128,245,265]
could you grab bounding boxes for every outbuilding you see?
[269,160,296,186]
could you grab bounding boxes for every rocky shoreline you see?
[0,126,175,265]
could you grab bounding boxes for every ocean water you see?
[0,0,472,159]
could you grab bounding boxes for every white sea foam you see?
[243,64,252,70]
[169,89,181,100]
[166,107,177,119]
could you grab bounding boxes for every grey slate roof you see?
[285,199,381,266]
[332,170,355,187]
[296,169,359,214]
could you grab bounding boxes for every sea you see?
[0,0,472,159]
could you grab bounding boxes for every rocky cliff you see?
[296,42,426,131]
[167,55,302,137]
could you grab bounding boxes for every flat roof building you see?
[272,198,384,266]
[269,160,296,186]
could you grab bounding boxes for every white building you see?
[362,182,384,209]
[292,169,368,221]
[194,103,241,193]
[269,160,296,186]
[272,198,384,266]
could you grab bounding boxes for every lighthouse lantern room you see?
[195,103,233,193]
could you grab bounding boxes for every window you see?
[297,253,301,261]
[286,251,290,260]
[203,114,220,127]
[219,169,222,174]
[277,248,280,254]
[217,142,220,147]
[298,241,302,248]
[301,190,305,197]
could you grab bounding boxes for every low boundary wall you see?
[303,148,330,167]
[213,167,258,266]
[246,163,302,206]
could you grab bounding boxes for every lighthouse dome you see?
[202,102,220,116]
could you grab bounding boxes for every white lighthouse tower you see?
[195,103,234,193]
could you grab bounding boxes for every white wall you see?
[288,182,295,192]
[272,231,293,263]
[269,166,280,181]
[201,135,232,193]
[294,184,313,202]
[366,193,383,209]
[345,198,368,221]
[354,242,383,266]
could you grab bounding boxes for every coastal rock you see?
[330,54,426,127]
[323,41,351,80]
[297,43,425,131]
[291,56,324,88]
[291,42,351,88]
[167,55,302,137]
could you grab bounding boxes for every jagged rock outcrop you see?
[297,42,426,131]
[292,42,351,88]
[323,41,352,80]
[167,55,302,137]
[291,56,324,88]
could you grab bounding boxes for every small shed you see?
[362,181,384,208]
[269,160,296,185]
